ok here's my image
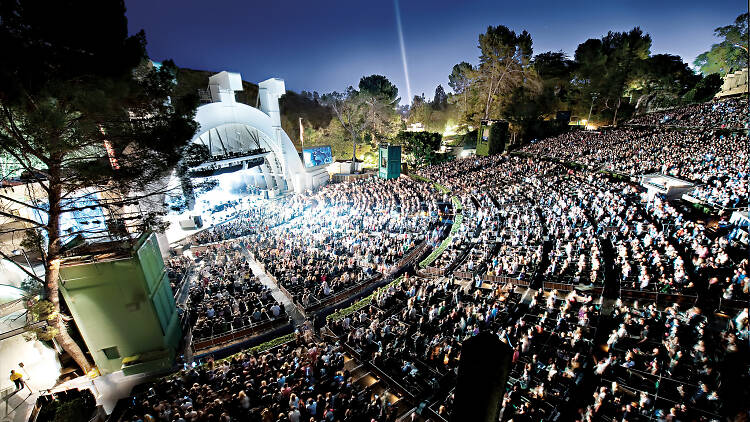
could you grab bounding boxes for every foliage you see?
[27,299,58,341]
[432,85,448,110]
[326,294,373,322]
[472,25,536,124]
[433,183,450,194]
[488,121,508,154]
[449,62,474,95]
[20,228,46,264]
[358,75,400,106]
[443,19,735,135]
[320,78,400,170]
[327,276,404,321]
[420,212,463,268]
[20,276,44,297]
[694,13,749,76]
[0,0,199,372]
[448,62,475,129]
[210,333,297,367]
[461,129,478,148]
[302,119,373,161]
[176,143,212,205]
[36,396,94,422]
[532,51,574,115]
[631,54,700,111]
[406,93,455,133]
[280,90,333,147]
[682,74,723,103]
[246,333,296,354]
[409,174,430,183]
[571,27,652,125]
[395,131,443,168]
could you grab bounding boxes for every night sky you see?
[125,0,746,104]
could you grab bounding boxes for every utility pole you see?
[298,117,304,148]
[586,92,599,128]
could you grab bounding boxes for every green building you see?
[378,144,401,179]
[59,232,181,375]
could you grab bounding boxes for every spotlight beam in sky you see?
[393,0,412,105]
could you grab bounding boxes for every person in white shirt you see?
[288,406,301,422]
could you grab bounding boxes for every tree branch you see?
[0,209,44,228]
[0,248,45,284]
[0,194,47,211]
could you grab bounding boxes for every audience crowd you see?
[122,337,401,422]
[121,97,749,422]
[187,242,287,340]
[627,98,748,129]
[245,176,444,309]
[522,120,748,209]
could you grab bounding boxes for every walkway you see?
[2,370,152,422]
[240,249,306,326]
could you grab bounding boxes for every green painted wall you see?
[59,233,180,375]
[378,145,401,179]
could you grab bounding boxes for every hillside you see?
[175,68,332,149]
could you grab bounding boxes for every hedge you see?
[452,195,462,212]
[433,182,450,194]
[410,174,430,183]
[419,212,464,268]
[407,175,464,269]
[215,332,297,364]
[327,276,404,321]
[246,332,296,354]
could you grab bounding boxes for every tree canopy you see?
[0,0,198,372]
[475,25,536,122]
[358,74,400,106]
[694,13,749,76]
[395,131,443,168]
[572,28,652,124]
[320,76,401,171]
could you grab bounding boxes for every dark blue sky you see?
[125,0,745,104]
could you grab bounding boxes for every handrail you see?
[192,317,290,352]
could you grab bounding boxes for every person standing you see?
[10,369,24,391]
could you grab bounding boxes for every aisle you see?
[241,250,306,326]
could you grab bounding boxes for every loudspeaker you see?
[476,120,509,156]
[452,332,512,422]
[378,144,401,179]
[179,216,203,230]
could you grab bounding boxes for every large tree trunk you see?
[463,91,467,118]
[46,167,93,374]
[484,76,494,120]
[351,135,357,174]
[612,97,621,126]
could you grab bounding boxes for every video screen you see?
[302,146,333,168]
[32,194,108,243]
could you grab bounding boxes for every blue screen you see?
[302,146,333,168]
[32,195,109,243]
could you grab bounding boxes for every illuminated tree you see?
[475,25,535,121]
[572,28,651,124]
[321,76,400,172]
[694,13,749,76]
[448,62,473,105]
